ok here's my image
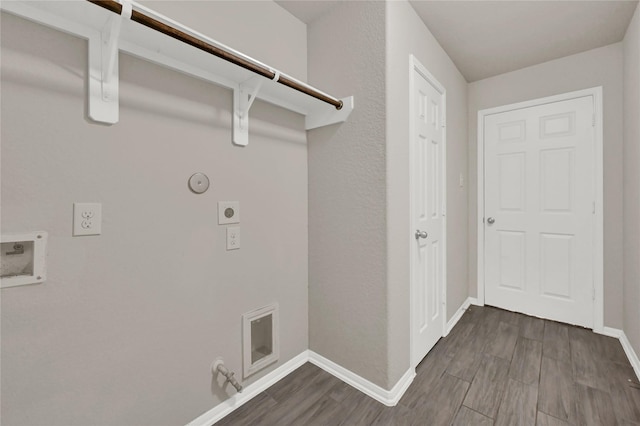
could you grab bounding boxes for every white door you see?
[411,57,446,366]
[484,95,595,327]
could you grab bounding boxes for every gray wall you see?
[307,0,468,390]
[307,1,390,389]
[623,4,640,357]
[0,2,309,424]
[140,0,307,81]
[386,0,469,381]
[467,43,625,329]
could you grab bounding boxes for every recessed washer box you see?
[1,232,48,289]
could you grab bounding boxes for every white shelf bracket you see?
[88,0,131,124]
[0,1,355,136]
[234,74,275,146]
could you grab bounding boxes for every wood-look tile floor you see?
[215,306,640,425]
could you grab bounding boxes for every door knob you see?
[487,217,495,225]
[415,230,428,239]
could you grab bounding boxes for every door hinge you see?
[592,201,596,214]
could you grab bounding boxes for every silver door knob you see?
[487,217,495,225]
[415,230,428,239]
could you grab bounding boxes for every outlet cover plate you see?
[226,226,240,250]
[73,203,102,236]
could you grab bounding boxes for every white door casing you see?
[410,55,447,367]
[477,88,604,330]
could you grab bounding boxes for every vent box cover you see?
[242,303,279,378]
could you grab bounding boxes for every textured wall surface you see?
[623,4,640,358]
[386,0,469,382]
[307,1,390,389]
[0,3,308,424]
[467,43,625,329]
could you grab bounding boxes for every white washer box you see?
[1,231,48,288]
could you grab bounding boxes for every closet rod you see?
[87,0,343,110]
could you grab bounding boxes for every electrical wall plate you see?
[73,203,102,236]
[218,201,240,225]
[226,227,240,250]
[1,231,48,288]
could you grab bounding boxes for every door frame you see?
[409,54,447,368]
[476,87,604,332]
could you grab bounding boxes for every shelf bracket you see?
[88,0,131,124]
[233,75,272,146]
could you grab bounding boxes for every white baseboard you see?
[619,331,640,382]
[187,349,417,425]
[186,351,309,426]
[308,350,415,407]
[445,297,472,335]
[596,327,640,382]
[445,297,480,335]
[600,326,623,339]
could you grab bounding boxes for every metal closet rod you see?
[87,0,343,110]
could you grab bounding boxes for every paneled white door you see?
[411,57,446,366]
[484,95,595,327]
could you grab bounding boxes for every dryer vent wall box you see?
[1,232,48,288]
[243,303,279,378]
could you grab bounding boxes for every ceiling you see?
[275,0,639,82]
[275,1,342,25]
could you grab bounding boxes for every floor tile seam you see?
[448,369,474,384]
[568,329,579,385]
[507,372,541,387]
[479,347,515,364]
[507,340,542,385]
[484,375,511,419]
[533,336,545,426]
[449,372,477,424]
[538,408,570,425]
[520,334,544,342]
[459,404,494,421]
[574,378,617,424]
[577,382,614,394]
[490,377,513,423]
[507,338,543,389]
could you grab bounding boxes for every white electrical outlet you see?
[73,203,102,236]
[226,227,240,250]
